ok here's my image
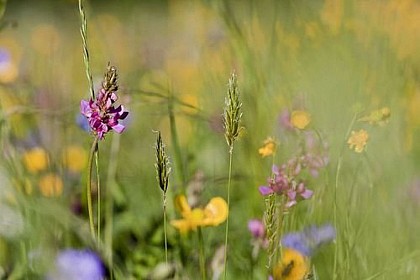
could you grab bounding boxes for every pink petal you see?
[112,123,125,134]
[259,186,274,196]
[300,189,313,199]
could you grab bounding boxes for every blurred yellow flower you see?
[358,107,391,126]
[258,137,277,157]
[290,111,311,130]
[23,147,49,174]
[171,195,228,234]
[38,173,63,197]
[272,248,310,280]
[62,146,87,173]
[347,129,369,153]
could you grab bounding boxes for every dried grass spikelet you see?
[154,131,171,193]
[223,71,243,150]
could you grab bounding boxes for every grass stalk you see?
[223,146,233,279]
[95,148,101,244]
[198,227,206,280]
[87,136,99,241]
[163,192,168,264]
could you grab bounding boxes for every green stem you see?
[223,146,233,280]
[333,113,358,280]
[87,136,99,241]
[198,227,206,280]
[96,149,101,243]
[163,192,168,264]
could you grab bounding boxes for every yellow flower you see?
[358,107,391,126]
[22,147,49,174]
[273,249,310,280]
[347,129,369,153]
[38,173,63,197]
[258,137,277,157]
[171,195,228,234]
[62,145,87,173]
[290,111,311,130]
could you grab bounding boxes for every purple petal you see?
[112,123,125,134]
[259,186,273,196]
[300,189,313,199]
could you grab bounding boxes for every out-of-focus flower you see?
[47,249,105,280]
[290,110,311,130]
[171,195,228,234]
[272,248,310,280]
[38,173,63,197]
[347,129,369,153]
[248,219,265,239]
[279,109,293,131]
[281,224,336,257]
[62,146,87,173]
[258,137,277,157]
[31,24,61,56]
[259,165,313,207]
[80,65,129,140]
[0,48,18,84]
[358,107,391,126]
[76,114,90,132]
[22,147,49,174]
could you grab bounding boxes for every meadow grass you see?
[0,0,419,279]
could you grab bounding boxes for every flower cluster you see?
[171,195,228,234]
[80,65,129,140]
[259,165,313,208]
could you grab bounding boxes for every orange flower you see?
[171,195,228,234]
[290,111,311,130]
[38,173,63,197]
[258,137,277,157]
[347,129,369,153]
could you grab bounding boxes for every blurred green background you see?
[0,0,419,279]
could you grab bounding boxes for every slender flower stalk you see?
[87,136,99,240]
[222,72,243,279]
[198,227,206,280]
[154,130,171,263]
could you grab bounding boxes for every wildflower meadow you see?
[0,0,419,279]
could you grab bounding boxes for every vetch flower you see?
[347,129,369,153]
[47,249,105,280]
[258,137,277,157]
[22,147,49,174]
[290,110,311,130]
[272,248,310,280]
[281,224,336,257]
[171,195,228,234]
[80,65,129,140]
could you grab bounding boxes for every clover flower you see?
[248,219,266,240]
[47,249,105,280]
[80,65,128,140]
[281,224,336,257]
[171,195,228,234]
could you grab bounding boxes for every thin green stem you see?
[96,147,101,244]
[333,113,358,280]
[198,227,206,280]
[163,192,168,264]
[87,136,99,241]
[223,146,233,280]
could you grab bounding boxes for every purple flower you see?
[47,249,105,280]
[248,219,265,239]
[281,224,336,256]
[80,88,128,139]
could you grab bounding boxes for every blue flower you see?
[281,224,336,256]
[47,249,105,280]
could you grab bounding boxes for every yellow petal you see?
[38,173,63,197]
[174,195,191,217]
[203,197,228,226]
[62,146,87,173]
[273,248,310,280]
[290,110,311,130]
[258,137,277,157]
[23,147,49,174]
